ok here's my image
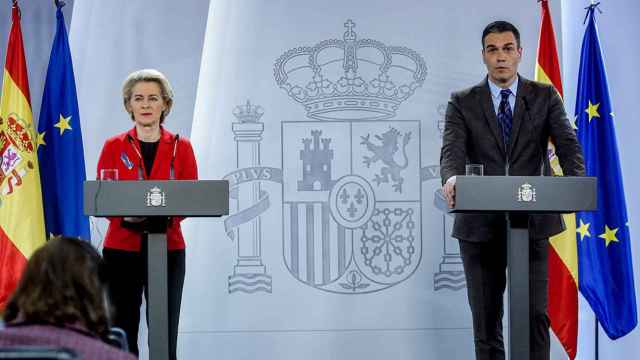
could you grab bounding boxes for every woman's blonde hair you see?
[122,69,174,123]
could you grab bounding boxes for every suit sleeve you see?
[440,93,467,185]
[546,86,586,176]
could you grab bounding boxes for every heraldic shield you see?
[282,120,422,293]
[276,19,427,294]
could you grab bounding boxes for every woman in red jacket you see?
[96,69,197,360]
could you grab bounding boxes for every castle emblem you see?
[298,130,335,191]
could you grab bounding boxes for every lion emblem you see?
[360,127,411,193]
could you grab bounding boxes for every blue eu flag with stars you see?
[576,6,637,339]
[37,5,90,240]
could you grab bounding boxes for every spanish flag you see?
[535,1,578,358]
[0,2,46,309]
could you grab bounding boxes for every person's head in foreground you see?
[3,236,111,339]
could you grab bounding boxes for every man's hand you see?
[442,176,456,208]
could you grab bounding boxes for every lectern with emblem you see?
[452,175,596,360]
[84,180,228,360]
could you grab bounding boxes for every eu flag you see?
[36,5,90,240]
[576,6,637,339]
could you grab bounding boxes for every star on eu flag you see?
[598,225,619,247]
[36,131,46,149]
[54,114,73,135]
[577,219,591,241]
[585,100,601,122]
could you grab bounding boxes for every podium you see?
[84,180,229,360]
[452,176,596,360]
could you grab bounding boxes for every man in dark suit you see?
[440,21,585,360]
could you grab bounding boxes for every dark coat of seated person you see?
[0,236,136,360]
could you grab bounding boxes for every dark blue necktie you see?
[497,88,513,147]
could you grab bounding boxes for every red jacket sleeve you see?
[96,138,122,224]
[176,138,198,180]
[174,138,198,223]
[96,139,114,180]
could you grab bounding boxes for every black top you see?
[123,140,166,233]
[138,140,159,177]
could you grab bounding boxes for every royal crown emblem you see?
[2,114,35,153]
[517,182,537,202]
[146,186,166,207]
[233,100,264,123]
[274,19,427,121]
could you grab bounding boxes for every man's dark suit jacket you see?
[440,75,585,242]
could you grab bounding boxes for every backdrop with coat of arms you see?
[172,1,560,359]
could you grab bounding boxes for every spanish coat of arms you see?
[275,20,426,293]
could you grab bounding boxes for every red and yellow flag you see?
[535,1,578,358]
[0,3,46,309]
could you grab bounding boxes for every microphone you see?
[126,134,145,180]
[170,134,179,180]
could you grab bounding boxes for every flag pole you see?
[591,2,598,358]
[587,0,600,360]
[595,319,599,360]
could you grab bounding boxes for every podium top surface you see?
[84,180,229,217]
[452,176,597,213]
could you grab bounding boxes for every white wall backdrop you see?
[2,0,638,359]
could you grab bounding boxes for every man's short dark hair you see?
[482,21,521,48]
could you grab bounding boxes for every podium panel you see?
[451,176,596,360]
[84,179,228,360]
[453,176,596,213]
[84,180,229,216]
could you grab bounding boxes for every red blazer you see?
[96,127,198,251]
